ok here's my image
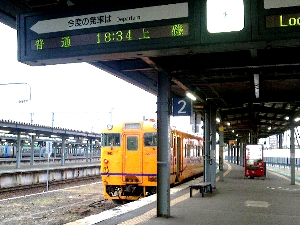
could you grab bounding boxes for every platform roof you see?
[1,0,300,142]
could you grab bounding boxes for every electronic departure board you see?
[18,1,196,66]
[266,13,300,28]
[31,24,189,51]
[255,0,300,40]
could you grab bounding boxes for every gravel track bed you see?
[0,177,118,225]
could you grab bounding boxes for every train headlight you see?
[107,124,113,130]
[104,159,109,164]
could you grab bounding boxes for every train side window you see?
[197,146,200,156]
[144,132,157,146]
[187,144,190,157]
[127,136,138,151]
[101,133,121,146]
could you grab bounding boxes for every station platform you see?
[0,161,100,189]
[0,161,99,174]
[69,162,300,225]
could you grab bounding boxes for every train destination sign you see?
[18,2,194,66]
[256,0,300,40]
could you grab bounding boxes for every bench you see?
[189,182,212,197]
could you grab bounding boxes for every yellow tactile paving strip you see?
[118,163,232,225]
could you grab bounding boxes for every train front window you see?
[127,136,138,151]
[144,132,157,146]
[101,133,121,146]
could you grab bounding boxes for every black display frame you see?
[252,0,300,41]
[18,0,199,66]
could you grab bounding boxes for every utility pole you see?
[30,113,34,124]
[52,112,54,128]
[109,107,114,124]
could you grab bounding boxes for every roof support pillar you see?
[236,139,240,165]
[290,124,295,185]
[204,108,211,183]
[61,136,66,166]
[89,138,93,164]
[219,123,224,181]
[16,131,21,169]
[210,105,217,188]
[30,135,35,165]
[157,71,171,217]
[278,133,283,149]
[228,141,232,163]
[240,141,245,167]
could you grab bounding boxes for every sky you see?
[0,22,191,133]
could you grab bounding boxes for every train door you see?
[175,136,181,182]
[122,134,142,183]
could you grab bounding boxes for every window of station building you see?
[101,133,121,147]
[127,136,138,151]
[144,132,157,146]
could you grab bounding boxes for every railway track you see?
[0,177,118,225]
[0,175,101,200]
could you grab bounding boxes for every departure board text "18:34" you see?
[32,23,189,50]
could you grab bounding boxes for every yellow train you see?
[100,120,204,201]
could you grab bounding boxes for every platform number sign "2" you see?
[172,98,192,116]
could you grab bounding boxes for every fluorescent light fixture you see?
[186,92,196,100]
[28,132,36,136]
[295,117,300,122]
[254,74,259,98]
